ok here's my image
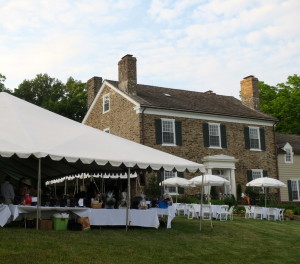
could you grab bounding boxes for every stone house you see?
[82,54,278,199]
[276,133,300,203]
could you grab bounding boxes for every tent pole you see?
[36,158,42,230]
[126,168,131,231]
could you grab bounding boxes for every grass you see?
[0,216,299,264]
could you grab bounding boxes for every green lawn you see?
[0,216,299,264]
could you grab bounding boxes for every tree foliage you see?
[2,73,87,122]
[259,74,300,134]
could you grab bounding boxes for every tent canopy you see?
[0,92,205,182]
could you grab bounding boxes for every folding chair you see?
[266,208,277,221]
[200,205,212,220]
[216,205,229,221]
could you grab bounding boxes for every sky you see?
[0,0,299,99]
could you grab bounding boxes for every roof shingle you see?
[106,80,277,122]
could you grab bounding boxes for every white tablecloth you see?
[89,209,160,229]
[150,204,176,228]
[0,204,12,227]
[9,205,90,220]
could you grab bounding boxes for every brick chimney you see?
[118,54,137,95]
[240,75,260,110]
[87,76,102,109]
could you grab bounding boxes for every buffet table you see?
[2,205,176,229]
[0,204,11,227]
[9,205,90,221]
[89,208,160,229]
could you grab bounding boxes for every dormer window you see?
[103,93,110,113]
[283,143,293,163]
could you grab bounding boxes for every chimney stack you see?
[240,75,260,110]
[118,54,137,95]
[87,76,102,109]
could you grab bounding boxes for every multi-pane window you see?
[291,180,300,201]
[162,119,175,145]
[164,171,177,194]
[209,123,221,147]
[103,94,110,113]
[285,148,293,163]
[252,170,263,180]
[249,127,260,149]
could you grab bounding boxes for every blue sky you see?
[1,0,299,99]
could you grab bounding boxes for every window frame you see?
[161,118,176,146]
[249,126,261,151]
[251,169,263,180]
[290,179,300,201]
[163,170,178,194]
[208,123,221,148]
[283,144,293,163]
[103,93,110,113]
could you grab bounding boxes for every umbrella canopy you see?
[159,177,191,187]
[246,177,286,188]
[246,177,286,207]
[189,175,230,187]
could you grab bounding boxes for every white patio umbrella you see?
[189,174,230,231]
[189,175,230,187]
[246,177,286,207]
[159,177,191,202]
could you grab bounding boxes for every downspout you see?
[273,122,280,201]
[141,107,146,145]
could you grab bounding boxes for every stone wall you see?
[84,84,140,142]
[142,113,277,187]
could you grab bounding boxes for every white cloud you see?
[0,0,299,99]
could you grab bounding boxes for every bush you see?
[222,195,237,207]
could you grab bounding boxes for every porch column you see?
[230,169,236,198]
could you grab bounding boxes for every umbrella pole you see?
[126,167,131,231]
[200,174,204,231]
[209,183,213,230]
[265,187,267,208]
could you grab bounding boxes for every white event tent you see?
[0,92,205,229]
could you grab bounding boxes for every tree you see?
[13,74,87,122]
[259,74,300,134]
[0,74,12,93]
[59,77,87,122]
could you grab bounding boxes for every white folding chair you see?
[253,207,263,220]
[176,203,185,216]
[244,206,253,219]
[186,204,196,219]
[227,206,234,221]
[278,208,285,221]
[200,205,212,220]
[267,208,277,221]
[216,205,229,221]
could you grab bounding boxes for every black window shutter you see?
[220,124,227,148]
[287,180,292,201]
[260,128,266,150]
[203,123,209,147]
[175,121,182,146]
[244,127,250,149]
[247,170,253,182]
[177,172,184,194]
[263,170,268,177]
[155,119,162,145]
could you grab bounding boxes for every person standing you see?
[1,175,15,204]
